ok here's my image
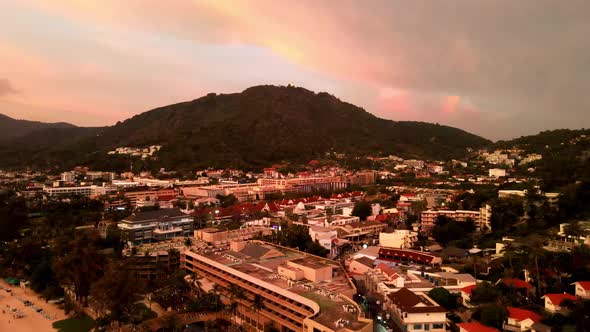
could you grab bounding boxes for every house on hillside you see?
[542,293,577,313]
[503,307,542,332]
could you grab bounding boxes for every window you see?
[432,323,444,329]
[424,324,430,330]
[413,324,423,330]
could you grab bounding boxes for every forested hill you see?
[0,113,76,141]
[496,129,590,191]
[0,85,491,170]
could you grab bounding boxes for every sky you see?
[1,1,590,140]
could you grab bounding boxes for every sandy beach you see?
[0,280,68,332]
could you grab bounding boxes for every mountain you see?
[0,113,76,141]
[0,85,491,170]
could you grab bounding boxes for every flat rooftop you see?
[193,242,368,330]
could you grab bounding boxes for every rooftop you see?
[387,288,446,314]
[190,241,367,330]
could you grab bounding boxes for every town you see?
[1,141,589,332]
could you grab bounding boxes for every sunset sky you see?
[1,0,590,140]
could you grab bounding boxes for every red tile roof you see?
[507,307,542,323]
[502,278,533,289]
[461,284,477,295]
[577,281,590,291]
[375,263,400,280]
[458,322,499,332]
[379,248,440,265]
[544,293,577,306]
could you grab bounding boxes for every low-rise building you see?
[384,288,446,332]
[458,322,499,332]
[504,307,542,332]
[542,293,577,313]
[574,281,590,299]
[488,168,507,178]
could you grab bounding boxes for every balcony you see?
[503,323,522,332]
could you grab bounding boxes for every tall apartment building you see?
[181,241,372,332]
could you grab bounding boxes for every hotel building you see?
[181,241,372,332]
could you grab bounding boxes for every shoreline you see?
[0,279,69,332]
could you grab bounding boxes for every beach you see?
[0,280,68,332]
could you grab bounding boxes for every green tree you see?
[53,231,106,306]
[469,282,500,305]
[427,287,458,310]
[90,261,145,320]
[352,200,372,221]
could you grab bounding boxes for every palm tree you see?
[211,283,223,313]
[523,237,545,298]
[252,294,265,331]
[191,272,204,298]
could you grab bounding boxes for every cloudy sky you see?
[1,1,590,140]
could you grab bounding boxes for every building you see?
[121,188,178,207]
[123,240,184,279]
[194,226,272,245]
[43,185,93,197]
[574,281,590,299]
[60,171,76,182]
[542,293,577,313]
[181,241,372,332]
[503,307,542,332]
[378,248,442,266]
[379,230,418,249]
[488,168,506,178]
[347,171,377,186]
[420,205,492,233]
[335,221,387,243]
[118,208,194,246]
[384,288,446,332]
[457,322,499,332]
[348,257,375,275]
[461,284,477,307]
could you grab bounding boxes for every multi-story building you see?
[258,176,348,194]
[347,171,376,186]
[43,185,116,197]
[60,171,76,182]
[488,168,506,178]
[120,188,178,207]
[420,205,492,233]
[118,208,194,246]
[384,288,446,332]
[124,240,183,279]
[379,230,418,249]
[181,241,372,332]
[194,226,272,245]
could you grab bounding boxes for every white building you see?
[574,281,590,299]
[379,230,418,249]
[384,288,446,332]
[488,168,507,178]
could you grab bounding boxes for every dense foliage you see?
[0,85,490,171]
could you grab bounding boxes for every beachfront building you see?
[181,240,372,332]
[118,208,194,246]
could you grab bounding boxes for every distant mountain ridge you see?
[0,85,491,170]
[0,113,76,142]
